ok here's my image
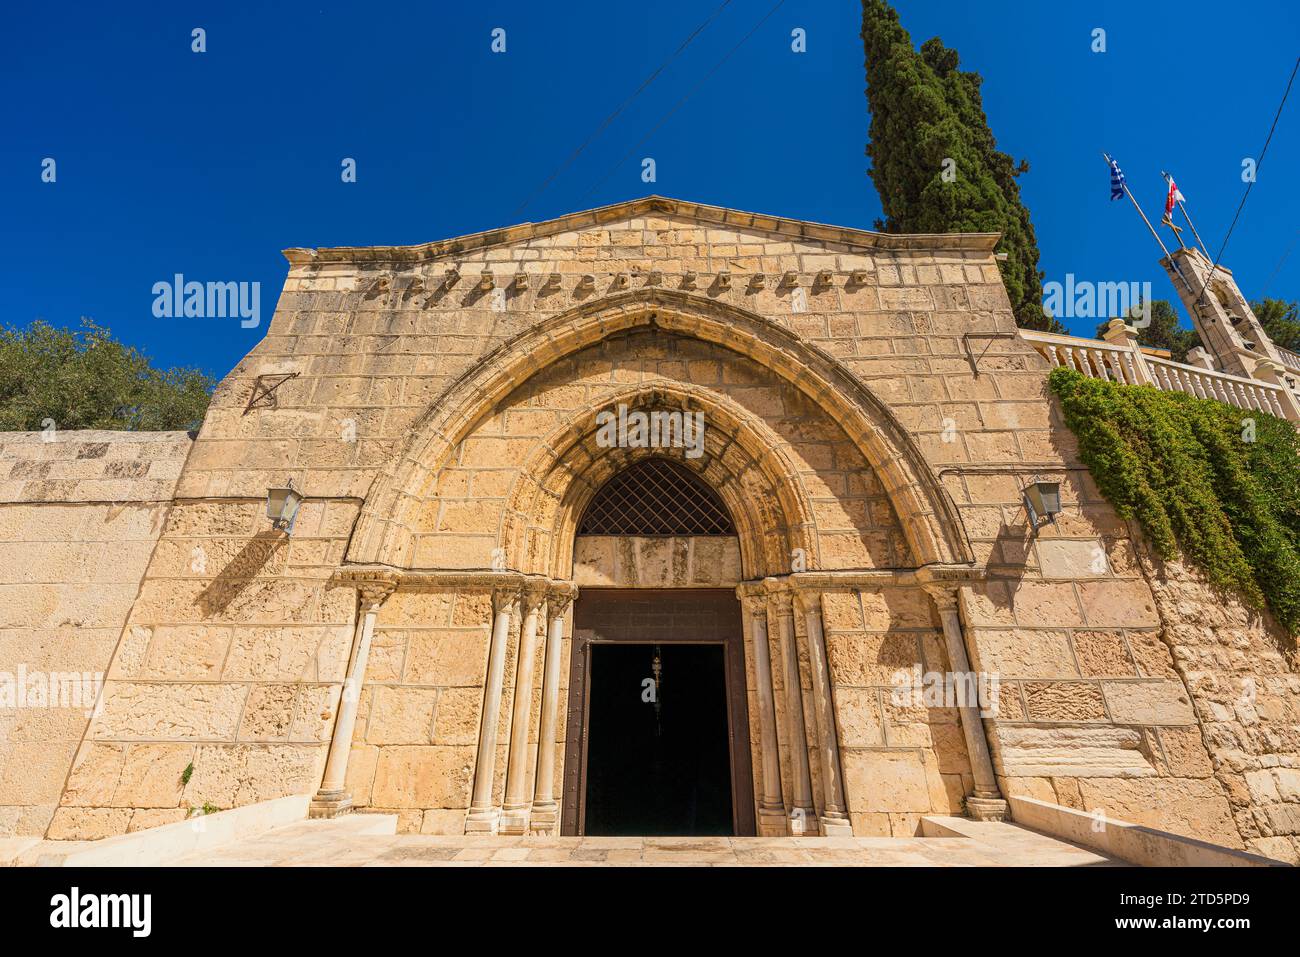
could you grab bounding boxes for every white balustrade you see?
[1020,329,1296,423]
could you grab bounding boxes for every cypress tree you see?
[861,0,1060,332]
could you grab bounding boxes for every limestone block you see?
[1008,581,1086,628]
[183,743,324,809]
[832,688,884,746]
[127,808,189,832]
[112,744,195,807]
[0,741,79,805]
[402,628,489,686]
[138,625,231,680]
[1075,777,1241,848]
[1127,631,1178,678]
[370,745,476,809]
[826,632,921,686]
[366,687,438,744]
[1023,681,1107,721]
[431,686,483,746]
[1077,580,1160,628]
[974,629,1077,679]
[995,726,1155,777]
[46,806,134,840]
[841,750,933,813]
[1036,538,1109,579]
[1071,630,1137,677]
[59,742,125,807]
[1102,680,1196,725]
[1157,727,1215,778]
[90,682,248,741]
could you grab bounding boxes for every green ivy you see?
[1049,368,1300,636]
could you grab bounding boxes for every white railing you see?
[1144,356,1289,418]
[1277,347,1300,374]
[1021,328,1300,423]
[1022,331,1146,385]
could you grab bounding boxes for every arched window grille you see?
[577,458,735,536]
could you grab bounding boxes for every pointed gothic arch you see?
[344,289,973,573]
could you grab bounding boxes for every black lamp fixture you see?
[266,478,304,534]
[1022,478,1061,536]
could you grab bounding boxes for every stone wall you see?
[344,587,498,834]
[0,430,191,836]
[822,585,972,835]
[14,198,1298,851]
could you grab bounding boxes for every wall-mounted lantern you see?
[1022,479,1061,535]
[267,479,304,534]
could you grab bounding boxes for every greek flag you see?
[1109,158,1126,201]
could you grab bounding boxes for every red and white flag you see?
[1163,172,1185,221]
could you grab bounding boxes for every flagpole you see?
[1103,153,1207,309]
[1178,202,1211,260]
[1162,170,1211,259]
[1104,153,1171,258]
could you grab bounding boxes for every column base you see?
[464,807,501,834]
[529,802,559,835]
[757,805,788,836]
[498,806,531,836]
[818,814,853,837]
[308,789,354,819]
[788,807,819,836]
[965,796,1010,822]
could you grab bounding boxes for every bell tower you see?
[1160,246,1287,378]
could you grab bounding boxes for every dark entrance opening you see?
[560,589,756,837]
[583,643,734,836]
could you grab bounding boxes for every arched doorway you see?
[560,458,756,836]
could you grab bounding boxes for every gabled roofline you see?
[282,195,1001,265]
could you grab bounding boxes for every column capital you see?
[356,579,397,611]
[492,585,522,615]
[791,586,822,618]
[546,582,577,616]
[521,580,549,612]
[919,583,960,612]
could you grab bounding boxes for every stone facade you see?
[0,430,192,836]
[1,197,1297,860]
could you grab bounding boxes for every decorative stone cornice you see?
[734,565,983,599]
[333,564,577,598]
[283,195,1001,266]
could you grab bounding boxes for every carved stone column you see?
[793,589,852,836]
[530,586,574,834]
[466,586,519,833]
[310,579,396,818]
[500,584,546,834]
[771,586,817,834]
[922,584,1008,822]
[740,592,786,835]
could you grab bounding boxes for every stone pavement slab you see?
[160,816,1122,867]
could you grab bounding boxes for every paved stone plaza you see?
[162,815,1118,867]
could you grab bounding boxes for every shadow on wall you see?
[195,530,288,618]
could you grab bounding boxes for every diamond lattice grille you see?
[578,459,735,536]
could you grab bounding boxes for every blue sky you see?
[3,0,1298,377]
